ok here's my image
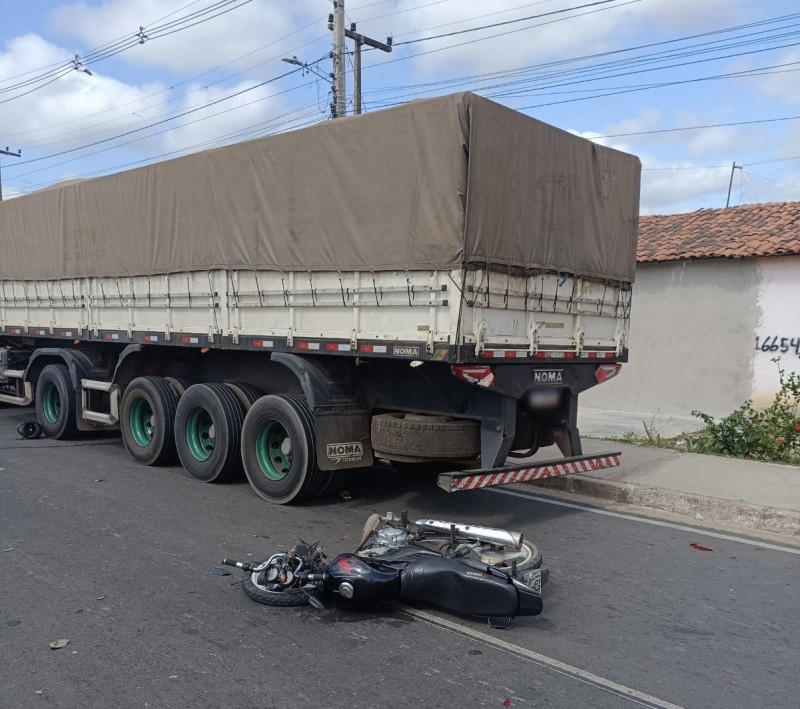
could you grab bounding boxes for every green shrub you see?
[691,358,800,464]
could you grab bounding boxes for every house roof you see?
[637,201,800,263]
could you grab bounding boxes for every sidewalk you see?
[529,408,800,538]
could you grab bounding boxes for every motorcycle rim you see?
[438,539,542,574]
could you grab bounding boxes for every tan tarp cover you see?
[0,92,640,283]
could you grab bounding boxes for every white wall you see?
[581,258,768,422]
[752,255,800,407]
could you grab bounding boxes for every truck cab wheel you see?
[35,364,79,440]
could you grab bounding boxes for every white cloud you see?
[49,0,323,76]
[754,47,800,105]
[572,123,739,213]
[161,80,290,153]
[0,33,166,151]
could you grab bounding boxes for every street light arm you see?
[282,56,331,84]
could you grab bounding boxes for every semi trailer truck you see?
[0,92,640,504]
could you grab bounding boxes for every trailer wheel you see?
[35,364,79,439]
[165,377,195,397]
[316,469,351,497]
[371,413,480,459]
[224,382,263,411]
[120,376,180,465]
[241,394,322,504]
[175,383,246,483]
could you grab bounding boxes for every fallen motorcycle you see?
[222,512,545,626]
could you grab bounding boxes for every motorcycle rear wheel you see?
[437,539,543,575]
[242,571,318,607]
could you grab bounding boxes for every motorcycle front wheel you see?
[242,570,318,607]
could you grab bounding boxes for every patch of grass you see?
[617,415,703,452]
[691,359,800,465]
[620,358,800,465]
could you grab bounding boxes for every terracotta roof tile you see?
[638,201,800,262]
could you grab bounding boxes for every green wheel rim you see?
[185,406,215,461]
[128,397,155,447]
[41,382,61,424]
[255,421,291,481]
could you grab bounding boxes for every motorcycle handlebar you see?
[222,558,256,572]
[303,572,329,583]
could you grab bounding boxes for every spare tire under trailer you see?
[371,413,481,461]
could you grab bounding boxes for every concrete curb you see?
[535,476,800,537]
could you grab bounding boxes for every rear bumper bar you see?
[437,452,621,493]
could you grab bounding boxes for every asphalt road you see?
[2,404,798,709]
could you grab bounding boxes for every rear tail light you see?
[452,365,495,388]
[595,363,621,383]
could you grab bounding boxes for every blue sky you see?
[2,0,800,214]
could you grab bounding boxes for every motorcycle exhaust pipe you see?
[414,519,522,549]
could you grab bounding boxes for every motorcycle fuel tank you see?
[325,553,400,606]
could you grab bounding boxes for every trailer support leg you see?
[553,393,582,457]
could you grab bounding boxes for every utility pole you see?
[0,147,21,201]
[347,22,392,115]
[328,0,346,119]
[725,161,742,208]
[328,2,392,117]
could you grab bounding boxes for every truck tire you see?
[165,377,195,397]
[224,382,263,411]
[371,413,480,459]
[316,469,351,497]
[175,383,246,483]
[120,376,180,465]
[35,364,79,439]
[241,394,322,504]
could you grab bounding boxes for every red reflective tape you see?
[359,344,374,353]
[297,342,309,350]
[470,475,486,490]
[446,454,621,492]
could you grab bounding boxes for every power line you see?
[360,11,800,102]
[599,114,800,138]
[0,0,256,102]
[9,2,800,200]
[393,0,624,46]
[10,65,304,168]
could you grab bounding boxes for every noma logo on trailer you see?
[532,369,563,384]
[393,345,420,357]
[326,442,364,465]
